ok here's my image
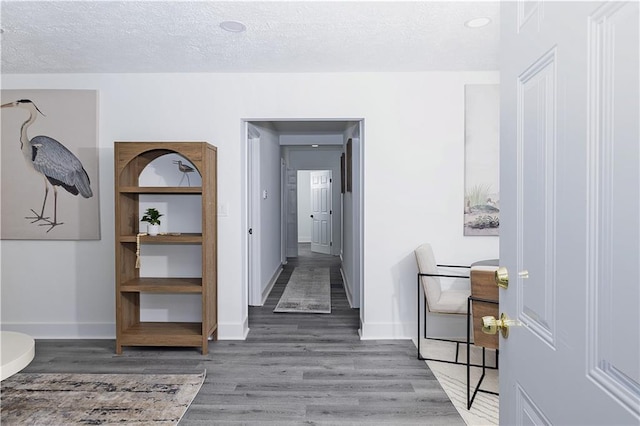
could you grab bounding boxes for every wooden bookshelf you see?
[114,141,217,354]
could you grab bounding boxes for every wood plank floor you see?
[21,245,463,425]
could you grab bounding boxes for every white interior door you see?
[310,170,332,255]
[500,2,639,424]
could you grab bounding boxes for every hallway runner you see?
[274,266,331,313]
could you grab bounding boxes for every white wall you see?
[297,171,312,243]
[0,71,499,340]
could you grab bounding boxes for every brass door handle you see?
[482,313,520,338]
[495,267,509,288]
[494,267,529,289]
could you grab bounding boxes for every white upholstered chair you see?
[414,243,470,364]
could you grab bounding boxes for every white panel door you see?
[500,2,639,424]
[310,170,332,255]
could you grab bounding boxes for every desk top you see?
[471,259,499,267]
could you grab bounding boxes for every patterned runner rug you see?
[274,266,331,313]
[1,371,205,425]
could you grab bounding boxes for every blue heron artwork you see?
[1,90,100,240]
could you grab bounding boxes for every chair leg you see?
[424,311,428,339]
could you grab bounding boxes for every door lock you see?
[482,313,520,338]
[494,267,529,289]
[495,267,509,288]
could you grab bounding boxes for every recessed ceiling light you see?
[220,21,246,33]
[465,17,492,28]
[311,144,319,148]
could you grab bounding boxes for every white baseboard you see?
[358,314,467,341]
[0,322,115,339]
[2,319,250,341]
[217,317,249,340]
[340,267,355,308]
[261,265,283,305]
[359,321,414,340]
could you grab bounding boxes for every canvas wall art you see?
[1,89,100,240]
[464,84,500,236]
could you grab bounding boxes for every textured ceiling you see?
[0,1,500,74]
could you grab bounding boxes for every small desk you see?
[1,331,35,381]
[466,259,499,409]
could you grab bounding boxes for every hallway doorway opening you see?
[243,119,363,327]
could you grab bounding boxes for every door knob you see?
[495,267,509,288]
[482,313,519,338]
[494,267,529,289]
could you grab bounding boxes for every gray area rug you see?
[0,371,205,425]
[274,266,331,313]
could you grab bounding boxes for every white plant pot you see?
[147,224,160,236]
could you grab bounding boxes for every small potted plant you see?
[141,207,163,236]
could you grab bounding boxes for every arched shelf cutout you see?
[116,144,205,190]
[138,152,202,188]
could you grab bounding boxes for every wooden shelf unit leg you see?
[117,292,140,354]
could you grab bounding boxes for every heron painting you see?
[1,90,100,240]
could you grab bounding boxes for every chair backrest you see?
[414,243,442,312]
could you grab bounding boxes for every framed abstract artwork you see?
[1,89,100,240]
[463,84,500,236]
